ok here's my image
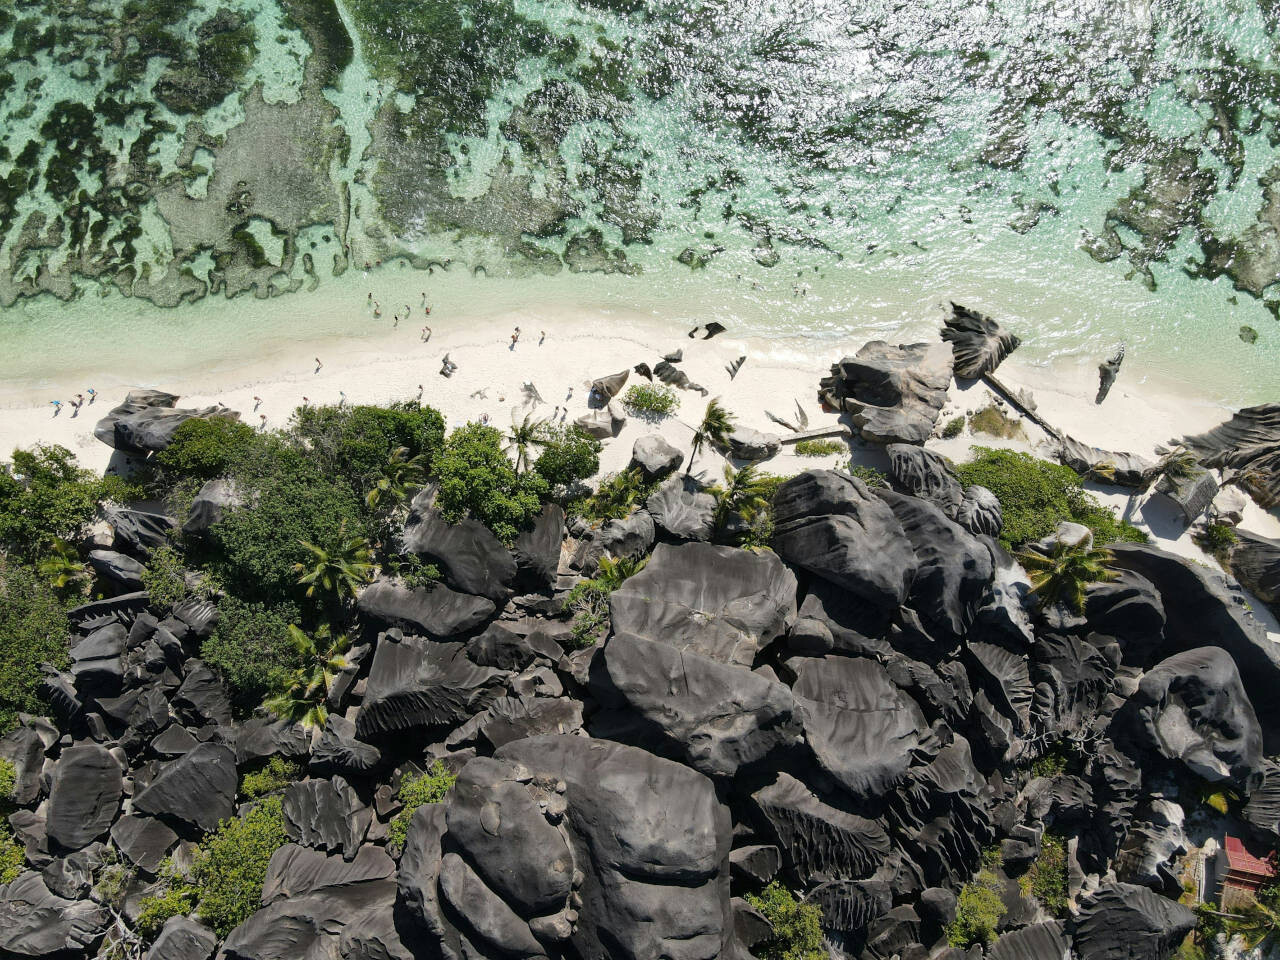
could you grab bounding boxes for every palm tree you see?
[593,553,648,592]
[687,398,735,475]
[293,521,374,601]
[37,538,89,594]
[366,446,427,511]
[1015,540,1116,614]
[265,623,351,728]
[506,413,549,473]
[712,463,773,537]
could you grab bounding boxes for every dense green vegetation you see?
[1023,833,1069,915]
[942,415,966,439]
[532,425,602,493]
[155,418,257,481]
[793,438,846,456]
[0,558,71,731]
[388,761,457,849]
[571,466,658,522]
[947,851,1008,948]
[955,447,1147,548]
[434,423,548,542]
[201,597,302,713]
[563,553,648,649]
[744,882,826,960]
[1018,541,1117,613]
[621,383,680,418]
[239,757,303,799]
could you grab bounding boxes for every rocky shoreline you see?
[1,307,1280,960]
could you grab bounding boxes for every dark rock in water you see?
[86,549,146,591]
[234,717,310,765]
[609,541,797,666]
[146,915,218,960]
[819,341,953,444]
[111,815,178,874]
[718,425,782,462]
[132,742,237,833]
[182,478,244,535]
[496,735,743,959]
[1108,543,1280,741]
[356,635,508,738]
[310,715,381,777]
[592,632,801,776]
[1069,881,1195,960]
[589,368,629,401]
[511,503,564,589]
[750,772,892,884]
[46,744,122,851]
[646,476,716,541]
[876,489,995,641]
[93,389,239,454]
[1095,345,1124,404]
[941,303,1021,379]
[1179,402,1280,508]
[792,655,931,799]
[1228,529,1280,615]
[1118,647,1262,789]
[109,507,177,555]
[356,578,494,637]
[771,470,916,609]
[401,497,516,602]
[0,872,108,957]
[1240,324,1259,344]
[1056,436,1158,488]
[630,434,684,478]
[282,777,371,860]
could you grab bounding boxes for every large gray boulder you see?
[282,777,372,861]
[0,872,108,957]
[718,426,781,462]
[885,444,965,518]
[1069,882,1195,960]
[111,815,179,874]
[1056,436,1157,488]
[46,744,122,851]
[575,402,627,439]
[1228,529,1280,616]
[401,498,516,602]
[147,916,217,960]
[819,341,953,444]
[109,507,176,555]
[1179,402,1280,508]
[631,435,684,478]
[609,541,796,666]
[93,389,239,454]
[356,578,495,637]
[792,656,931,799]
[572,509,655,575]
[355,635,508,739]
[646,476,716,541]
[132,742,237,834]
[1118,647,1262,790]
[771,471,917,609]
[512,503,565,589]
[309,715,381,777]
[593,633,802,776]
[941,303,1021,379]
[182,478,244,535]
[86,549,146,591]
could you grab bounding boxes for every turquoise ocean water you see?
[1,0,1279,403]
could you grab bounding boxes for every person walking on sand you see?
[373,302,381,318]
[422,326,432,342]
[253,395,262,411]
[339,390,347,407]
[424,304,432,316]
[259,414,267,430]
[51,400,62,415]
[394,314,400,328]
[565,386,573,401]
[315,357,323,372]
[417,384,424,400]
[539,330,546,345]
[86,388,96,403]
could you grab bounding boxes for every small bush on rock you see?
[191,796,289,936]
[947,858,1007,948]
[942,415,965,439]
[1026,833,1068,915]
[388,761,456,850]
[745,882,826,960]
[135,884,197,940]
[239,757,302,799]
[141,545,189,611]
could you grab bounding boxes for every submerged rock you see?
[1096,345,1124,404]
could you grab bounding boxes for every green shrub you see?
[0,830,22,884]
[0,558,70,731]
[434,423,548,542]
[847,464,888,488]
[942,416,966,439]
[291,402,445,488]
[572,467,657,522]
[0,758,14,802]
[1027,833,1068,915]
[388,762,457,850]
[0,445,137,559]
[191,796,289,936]
[947,863,1007,948]
[954,447,1146,548]
[968,405,1025,439]
[794,438,846,457]
[561,554,648,650]
[533,426,602,491]
[239,757,302,799]
[744,882,826,960]
[154,418,256,481]
[1029,745,1070,778]
[1195,522,1237,564]
[141,545,188,611]
[135,884,197,940]
[621,383,680,418]
[201,597,301,713]
[206,438,369,600]
[381,554,442,591]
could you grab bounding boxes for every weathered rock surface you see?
[512,503,565,589]
[282,777,372,860]
[182,478,244,535]
[46,745,122,851]
[719,426,781,462]
[86,549,146,591]
[132,742,237,833]
[401,498,516,602]
[1069,882,1196,960]
[819,341,953,444]
[94,389,239,454]
[1228,529,1280,615]
[356,578,495,637]
[609,541,796,666]
[941,302,1021,379]
[630,434,684,478]
[1056,436,1157,488]
[646,476,716,541]
[0,872,108,957]
[1179,402,1280,507]
[146,916,218,960]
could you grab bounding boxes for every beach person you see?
[315,357,323,372]
[302,396,310,406]
[259,414,267,430]
[424,304,432,316]
[417,384,424,400]
[539,330,546,345]
[480,412,490,426]
[565,386,573,401]
[422,291,427,304]
[552,405,560,418]
[367,292,372,301]
[373,301,381,318]
[339,391,347,406]
[393,314,400,328]
[86,388,96,403]
[253,395,262,411]
[404,304,411,317]
[421,326,431,342]
[50,399,62,413]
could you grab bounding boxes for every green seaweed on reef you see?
[278,0,354,85]
[154,10,258,115]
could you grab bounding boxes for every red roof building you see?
[1220,835,1277,907]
